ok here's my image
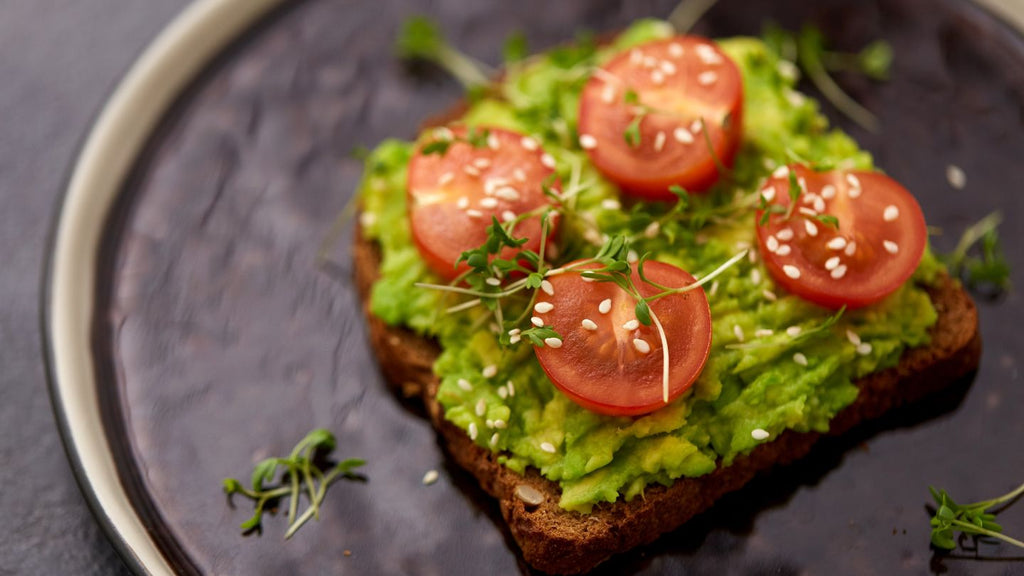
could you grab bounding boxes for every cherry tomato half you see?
[532,260,712,417]
[407,126,559,280]
[577,36,743,200]
[755,165,928,309]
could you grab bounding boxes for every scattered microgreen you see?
[726,306,846,350]
[396,16,493,89]
[814,213,840,230]
[928,481,1024,551]
[623,89,648,148]
[503,31,529,64]
[521,325,562,347]
[941,211,1011,293]
[222,429,365,539]
[698,116,732,180]
[784,168,802,220]
[822,39,893,81]
[420,126,492,158]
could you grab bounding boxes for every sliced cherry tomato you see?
[407,126,559,280]
[755,165,927,309]
[577,36,743,200]
[532,260,712,417]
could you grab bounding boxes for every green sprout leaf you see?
[503,31,528,64]
[927,481,1024,552]
[396,16,491,89]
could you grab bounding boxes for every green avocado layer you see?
[359,20,943,513]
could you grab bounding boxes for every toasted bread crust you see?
[354,227,980,574]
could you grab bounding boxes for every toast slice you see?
[354,226,981,574]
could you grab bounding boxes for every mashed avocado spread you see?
[359,20,943,512]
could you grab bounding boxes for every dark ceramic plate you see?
[45,0,1024,574]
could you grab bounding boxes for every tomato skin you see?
[577,36,744,200]
[533,260,712,417]
[407,126,558,280]
[755,165,928,309]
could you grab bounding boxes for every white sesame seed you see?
[644,221,661,238]
[813,197,826,213]
[844,241,857,257]
[785,90,806,107]
[751,269,762,285]
[506,381,515,396]
[531,316,543,327]
[690,119,703,133]
[673,126,694,144]
[651,70,665,84]
[751,428,770,441]
[457,378,473,391]
[508,328,521,336]
[804,219,818,237]
[669,43,684,57]
[509,335,521,344]
[786,326,802,337]
[473,158,491,170]
[777,59,798,80]
[534,302,554,314]
[490,433,500,446]
[696,44,722,64]
[480,197,499,209]
[773,166,790,178]
[513,168,526,182]
[755,328,774,338]
[821,184,837,199]
[579,134,598,150]
[709,279,720,296]
[660,60,677,75]
[846,173,861,189]
[799,207,818,217]
[486,419,494,429]
[633,338,652,354]
[601,199,621,210]
[776,244,792,256]
[487,132,500,150]
[623,319,640,331]
[884,240,899,254]
[630,49,643,65]
[456,197,469,209]
[793,352,808,366]
[698,71,718,85]
[642,55,657,68]
[475,398,487,417]
[541,154,556,169]
[831,264,848,279]
[654,131,666,152]
[438,172,455,186]
[825,256,841,271]
[482,364,498,378]
[359,211,377,228]
[581,318,598,331]
[766,235,780,252]
[498,386,508,399]
[946,164,967,189]
[485,277,501,286]
[466,209,483,218]
[827,236,847,250]
[521,137,538,151]
[601,84,616,104]
[762,186,777,202]
[423,469,439,485]
[857,342,873,355]
[627,250,639,264]
[494,187,520,201]
[502,210,517,222]
[540,442,556,454]
[434,127,454,141]
[539,281,554,296]
[846,329,861,345]
[494,419,507,429]
[598,298,612,314]
[464,165,480,177]
[763,289,778,302]
[733,325,745,341]
[544,337,563,348]
[776,227,794,241]
[469,422,478,440]
[883,205,899,222]
[783,265,801,279]
[848,187,862,199]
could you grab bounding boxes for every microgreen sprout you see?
[941,211,1011,293]
[726,306,846,350]
[222,428,365,539]
[928,481,1024,551]
[396,16,494,89]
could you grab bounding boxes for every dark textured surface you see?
[24,1,1024,575]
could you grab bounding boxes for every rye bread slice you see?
[353,226,981,574]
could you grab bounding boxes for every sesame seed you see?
[513,168,527,182]
[630,49,643,65]
[856,342,873,356]
[494,419,507,429]
[521,137,539,151]
[601,84,616,104]
[541,154,556,169]
[654,131,666,152]
[786,326,802,337]
[475,398,486,416]
[776,227,794,241]
[884,240,899,254]
[480,197,499,209]
[482,364,498,378]
[777,59,798,80]
[709,279,720,296]
[755,328,774,338]
[827,236,847,250]
[733,325,745,341]
[751,428,770,440]
[751,269,762,284]
[623,319,640,331]
[464,165,480,177]
[494,187,520,200]
[783,265,801,279]
[507,380,515,396]
[423,469,439,485]
[651,70,665,85]
[544,337,563,348]
[773,166,790,178]
[627,250,639,264]
[473,158,491,169]
[831,264,848,279]
[579,134,598,150]
[601,199,621,211]
[660,60,677,75]
[799,207,818,217]
[581,318,598,331]
[457,378,472,391]
[531,316,543,327]
[540,280,554,296]
[883,205,899,222]
[359,211,377,228]
[798,177,808,191]
[813,197,826,213]
[793,352,808,366]
[825,256,841,271]
[485,277,501,286]
[673,126,694,144]
[540,442,556,454]
[498,386,508,399]
[434,127,454,141]
[763,289,778,302]
[690,119,703,133]
[821,184,837,199]
[846,173,861,189]
[633,339,652,354]
[486,419,493,429]
[644,221,661,238]
[804,220,819,237]
[490,433,500,446]
[696,43,722,64]
[642,55,658,68]
[669,43,684,57]
[844,241,857,257]
[508,328,521,336]
[846,329,861,345]
[946,164,967,189]
[785,90,806,107]
[438,172,455,186]
[598,298,612,314]
[469,422,478,440]
[502,210,517,222]
[466,209,483,218]
[534,302,554,313]
[848,187,862,199]
[762,186,777,202]
[766,235,780,252]
[776,244,792,256]
[509,335,521,344]
[487,133,500,150]
[456,197,469,209]
[698,71,718,85]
